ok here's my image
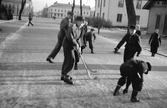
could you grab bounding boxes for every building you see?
[48,2,91,19]
[143,0,167,36]
[1,0,32,18]
[95,0,149,28]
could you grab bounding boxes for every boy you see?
[61,16,84,85]
[113,59,152,102]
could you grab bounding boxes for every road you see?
[0,17,167,108]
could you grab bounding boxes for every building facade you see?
[143,1,167,36]
[0,0,32,20]
[95,0,149,28]
[48,2,91,19]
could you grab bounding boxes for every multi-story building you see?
[143,1,167,36]
[95,0,149,28]
[1,0,32,17]
[48,2,91,19]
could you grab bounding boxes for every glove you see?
[123,89,128,94]
[75,44,81,54]
[114,48,118,53]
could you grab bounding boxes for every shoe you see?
[74,66,78,70]
[113,85,121,96]
[63,76,74,85]
[131,91,140,102]
[131,98,141,102]
[61,75,72,80]
[91,51,94,54]
[46,57,54,63]
[113,91,119,96]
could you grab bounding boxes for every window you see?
[136,0,142,9]
[55,9,56,12]
[84,12,85,14]
[103,0,106,7]
[51,9,52,12]
[118,0,124,7]
[117,14,122,22]
[58,9,60,12]
[102,13,105,19]
[64,10,66,12]
[87,12,89,15]
[155,15,161,29]
[61,10,63,12]
[136,15,140,24]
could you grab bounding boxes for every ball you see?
[94,77,98,79]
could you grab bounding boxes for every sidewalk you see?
[0,18,27,43]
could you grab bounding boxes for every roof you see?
[143,0,167,9]
[49,2,91,10]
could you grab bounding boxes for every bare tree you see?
[71,0,75,23]
[18,0,27,20]
[125,0,136,32]
[80,0,82,16]
[0,0,2,31]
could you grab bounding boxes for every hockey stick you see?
[80,54,97,79]
[84,60,97,73]
[79,54,97,73]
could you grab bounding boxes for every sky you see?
[32,0,95,12]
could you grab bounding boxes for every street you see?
[0,17,167,108]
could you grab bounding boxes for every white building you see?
[48,2,91,19]
[1,0,32,16]
[95,0,149,28]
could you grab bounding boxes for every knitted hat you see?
[145,62,152,74]
[90,28,95,31]
[146,62,152,71]
[67,11,73,16]
[130,25,136,29]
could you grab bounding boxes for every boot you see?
[61,74,72,80]
[91,49,94,54]
[131,91,140,102]
[74,62,78,70]
[113,85,121,96]
[151,53,155,57]
[63,75,74,85]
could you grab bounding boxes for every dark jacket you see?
[116,33,142,54]
[84,32,96,41]
[121,59,148,81]
[59,17,70,36]
[149,32,161,47]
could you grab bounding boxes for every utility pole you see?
[80,0,82,16]
[99,0,103,18]
[71,0,75,23]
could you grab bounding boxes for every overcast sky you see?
[32,0,95,12]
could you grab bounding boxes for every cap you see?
[67,11,73,16]
[129,25,136,29]
[146,62,151,71]
[90,28,94,31]
[75,16,84,21]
